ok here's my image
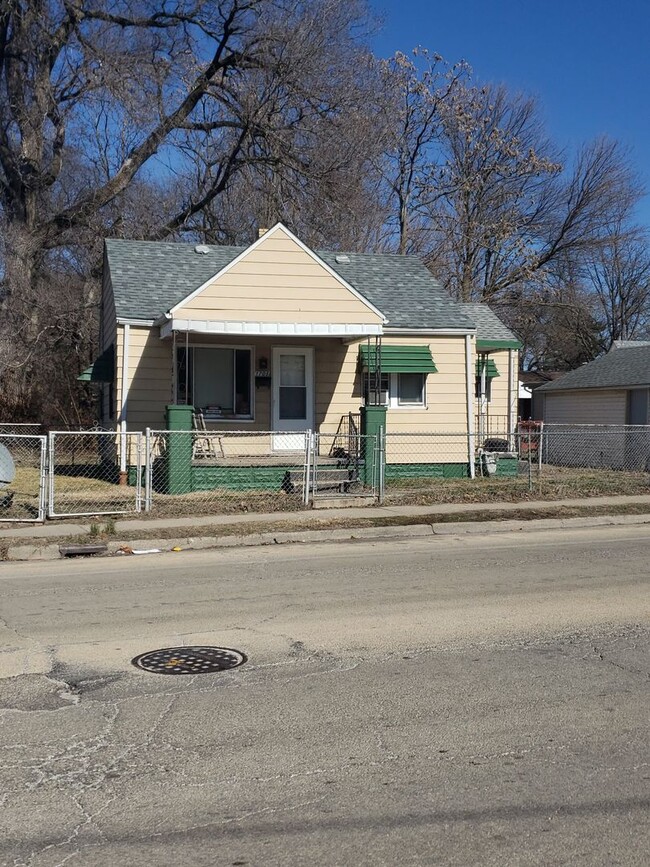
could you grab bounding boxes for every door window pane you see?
[280,354,305,387]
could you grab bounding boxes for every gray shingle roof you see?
[315,250,473,330]
[538,344,650,392]
[105,239,244,320]
[458,303,519,343]
[105,238,506,333]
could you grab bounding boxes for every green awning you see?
[476,358,500,379]
[476,338,522,351]
[77,346,114,383]
[359,345,437,374]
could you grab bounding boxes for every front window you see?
[176,346,252,419]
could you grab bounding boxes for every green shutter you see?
[77,346,115,382]
[358,345,437,373]
[476,358,500,378]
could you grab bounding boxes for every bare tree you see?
[586,224,650,348]
[373,50,469,255]
[0,0,377,420]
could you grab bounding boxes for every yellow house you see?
[91,223,519,481]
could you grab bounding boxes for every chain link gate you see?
[48,431,143,518]
[144,429,310,516]
[0,433,47,522]
[309,431,380,502]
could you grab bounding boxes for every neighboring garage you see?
[538,341,650,425]
[536,341,650,472]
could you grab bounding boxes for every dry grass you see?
[5,501,650,555]
[3,463,650,526]
[383,466,650,506]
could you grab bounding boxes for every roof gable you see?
[171,223,385,326]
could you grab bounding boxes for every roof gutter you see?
[383,327,477,336]
[116,317,155,327]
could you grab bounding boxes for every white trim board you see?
[116,317,155,327]
[160,319,383,339]
[166,222,387,324]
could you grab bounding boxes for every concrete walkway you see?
[2,493,650,542]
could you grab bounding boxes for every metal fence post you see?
[47,431,55,518]
[378,428,386,504]
[528,429,533,492]
[38,436,47,521]
[144,428,152,512]
[303,429,312,506]
[311,433,318,500]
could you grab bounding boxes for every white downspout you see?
[508,348,515,449]
[479,354,487,441]
[465,335,476,479]
[119,323,130,475]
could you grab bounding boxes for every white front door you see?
[272,347,314,450]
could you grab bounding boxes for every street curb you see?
[5,512,650,561]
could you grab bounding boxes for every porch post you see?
[360,405,386,487]
[166,404,193,494]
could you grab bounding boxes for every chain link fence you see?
[48,431,143,517]
[382,430,524,502]
[310,432,379,500]
[0,434,47,521]
[541,424,650,472]
[145,429,310,516]
[0,423,42,435]
[2,422,650,523]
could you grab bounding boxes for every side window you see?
[397,373,425,406]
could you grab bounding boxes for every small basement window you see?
[176,346,253,419]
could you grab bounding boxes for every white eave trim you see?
[382,327,477,336]
[167,221,387,324]
[116,317,154,327]
[160,319,384,339]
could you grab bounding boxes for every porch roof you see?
[159,318,383,338]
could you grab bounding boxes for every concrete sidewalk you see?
[2,493,650,541]
[2,494,650,563]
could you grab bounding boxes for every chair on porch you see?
[192,410,225,460]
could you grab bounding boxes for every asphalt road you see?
[1,525,649,866]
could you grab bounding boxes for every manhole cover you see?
[131,646,247,675]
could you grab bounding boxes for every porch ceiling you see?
[160,318,383,338]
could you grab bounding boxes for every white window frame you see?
[394,372,426,408]
[364,372,428,409]
[176,343,255,422]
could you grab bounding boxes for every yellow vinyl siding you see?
[116,325,172,431]
[175,227,383,326]
[380,336,469,463]
[114,329,476,466]
[478,348,517,432]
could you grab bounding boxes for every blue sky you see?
[370,0,650,223]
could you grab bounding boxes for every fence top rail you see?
[48,429,131,436]
[543,423,650,430]
[150,429,311,436]
[387,431,486,438]
[0,433,47,440]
